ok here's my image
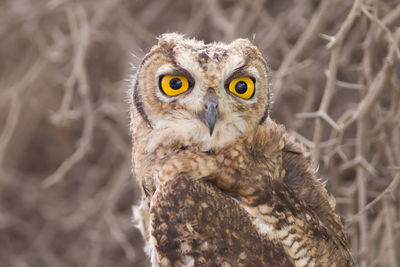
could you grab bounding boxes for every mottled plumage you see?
[130,33,354,266]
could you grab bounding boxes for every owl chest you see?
[213,147,286,202]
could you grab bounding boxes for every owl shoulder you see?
[251,118,339,225]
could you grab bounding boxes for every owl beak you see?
[204,101,218,136]
[198,90,219,136]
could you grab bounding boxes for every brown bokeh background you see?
[1,0,399,266]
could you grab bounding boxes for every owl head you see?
[131,33,271,152]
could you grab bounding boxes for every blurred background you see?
[1,0,399,266]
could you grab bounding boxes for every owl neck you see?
[245,117,287,157]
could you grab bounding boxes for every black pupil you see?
[169,78,182,90]
[235,81,247,94]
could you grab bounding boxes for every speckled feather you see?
[150,176,293,267]
[130,33,354,266]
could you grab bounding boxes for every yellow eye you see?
[160,75,189,96]
[228,77,255,99]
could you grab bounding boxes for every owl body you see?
[130,33,354,266]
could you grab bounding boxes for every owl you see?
[130,33,354,267]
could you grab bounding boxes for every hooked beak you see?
[204,101,218,135]
[199,91,219,136]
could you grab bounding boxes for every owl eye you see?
[160,75,190,96]
[228,77,255,99]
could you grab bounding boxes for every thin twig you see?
[0,60,46,167]
[340,29,400,130]
[274,0,331,98]
[346,174,400,225]
[42,4,94,188]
